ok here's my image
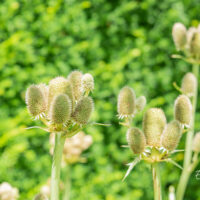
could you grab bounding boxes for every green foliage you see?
[0,0,200,199]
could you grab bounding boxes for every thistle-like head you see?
[136,96,146,112]
[81,73,94,94]
[192,132,200,153]
[190,31,200,59]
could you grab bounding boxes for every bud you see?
[0,182,19,200]
[192,132,200,152]
[174,95,192,125]
[187,27,197,47]
[190,31,200,58]
[136,96,146,112]
[72,97,94,124]
[38,83,49,106]
[172,23,187,51]
[161,120,182,151]
[50,94,71,124]
[143,108,166,147]
[81,73,94,93]
[25,85,46,117]
[48,77,73,108]
[126,127,146,154]
[68,71,83,101]
[117,86,136,118]
[181,72,197,97]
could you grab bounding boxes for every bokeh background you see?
[0,0,200,199]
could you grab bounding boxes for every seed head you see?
[72,97,94,124]
[25,85,46,117]
[190,31,200,58]
[187,27,197,48]
[68,71,83,101]
[117,86,136,118]
[126,127,146,154]
[192,132,200,152]
[48,77,73,108]
[143,108,166,147]
[174,95,192,126]
[172,23,187,51]
[50,94,71,124]
[181,72,197,97]
[161,120,182,151]
[81,73,94,93]
[136,96,146,112]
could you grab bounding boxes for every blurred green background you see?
[0,0,200,199]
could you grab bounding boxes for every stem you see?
[152,163,162,200]
[50,132,65,200]
[63,164,71,200]
[176,64,199,200]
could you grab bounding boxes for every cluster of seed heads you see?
[172,22,200,60]
[0,182,19,200]
[50,131,93,164]
[25,70,94,133]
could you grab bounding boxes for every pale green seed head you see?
[126,127,146,154]
[72,97,94,124]
[48,77,73,109]
[172,23,187,51]
[181,72,197,97]
[50,94,71,124]
[190,31,200,59]
[25,85,46,117]
[38,83,49,106]
[136,96,146,112]
[186,27,197,48]
[174,95,192,126]
[161,120,182,151]
[143,108,166,147]
[81,73,94,93]
[192,132,200,152]
[117,86,136,118]
[68,71,83,101]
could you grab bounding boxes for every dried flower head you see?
[49,94,71,124]
[192,132,200,153]
[136,96,146,112]
[190,31,200,59]
[172,23,187,51]
[25,85,46,117]
[72,97,94,125]
[181,72,197,97]
[143,108,166,147]
[161,120,182,151]
[126,127,146,154]
[82,73,94,93]
[117,86,136,118]
[0,182,19,200]
[174,95,192,126]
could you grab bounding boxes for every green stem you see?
[50,132,65,200]
[152,163,162,200]
[176,64,199,200]
[63,164,71,200]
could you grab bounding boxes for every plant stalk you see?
[50,132,65,200]
[152,163,162,200]
[63,164,71,200]
[176,64,199,200]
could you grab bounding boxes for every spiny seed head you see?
[117,86,136,118]
[126,127,146,154]
[50,94,71,124]
[136,96,146,112]
[181,72,197,97]
[192,132,200,152]
[48,77,73,108]
[172,23,187,51]
[68,71,83,101]
[187,27,197,48]
[72,97,94,124]
[174,95,192,126]
[81,73,94,92]
[143,108,166,147]
[38,83,49,105]
[25,85,46,117]
[161,120,182,151]
[190,31,200,58]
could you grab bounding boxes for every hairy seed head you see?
[72,97,94,124]
[181,72,197,97]
[81,73,94,93]
[143,108,166,147]
[187,27,197,48]
[117,86,136,118]
[50,94,71,124]
[25,85,46,117]
[192,132,200,152]
[172,23,187,51]
[174,95,192,125]
[161,120,182,151]
[126,127,146,154]
[190,31,200,58]
[68,71,83,101]
[136,96,146,112]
